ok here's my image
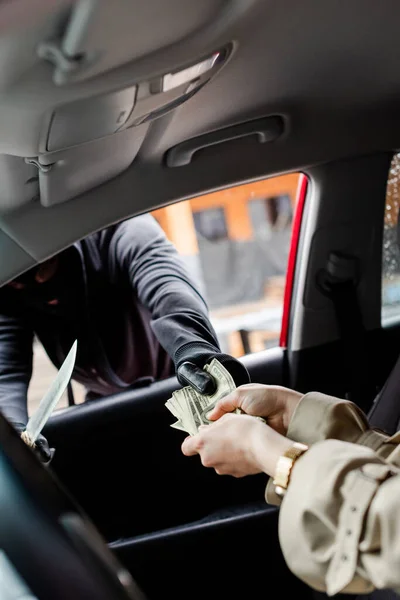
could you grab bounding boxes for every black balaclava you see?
[9,248,83,319]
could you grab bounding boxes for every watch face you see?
[0,550,37,600]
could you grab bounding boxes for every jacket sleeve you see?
[264,392,400,595]
[111,214,221,364]
[0,313,33,424]
[266,393,397,505]
[287,392,395,454]
[277,438,400,596]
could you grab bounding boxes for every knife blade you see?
[23,340,77,445]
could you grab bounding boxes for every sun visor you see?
[33,123,149,207]
[27,45,230,206]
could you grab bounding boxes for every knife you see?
[22,340,78,447]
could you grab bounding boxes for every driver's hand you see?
[182,413,294,479]
[11,421,54,465]
[207,384,303,436]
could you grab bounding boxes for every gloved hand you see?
[11,421,54,465]
[175,344,250,395]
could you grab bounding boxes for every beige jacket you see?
[266,393,400,596]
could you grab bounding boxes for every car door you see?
[38,172,311,600]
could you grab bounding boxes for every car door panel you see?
[46,347,285,541]
[110,503,312,600]
[45,347,311,599]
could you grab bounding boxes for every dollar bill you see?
[165,359,237,435]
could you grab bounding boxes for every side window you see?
[382,153,400,323]
[153,173,300,357]
[28,173,300,414]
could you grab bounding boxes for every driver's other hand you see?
[207,384,303,436]
[12,422,54,465]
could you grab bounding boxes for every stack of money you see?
[165,359,236,435]
[166,359,265,435]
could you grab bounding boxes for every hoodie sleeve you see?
[0,313,33,424]
[111,214,221,365]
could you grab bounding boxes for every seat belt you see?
[368,351,400,433]
[318,251,375,413]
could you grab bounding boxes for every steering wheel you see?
[0,414,146,600]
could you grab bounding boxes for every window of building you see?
[27,172,300,415]
[193,207,228,241]
[382,153,400,323]
[248,194,293,242]
[266,195,293,230]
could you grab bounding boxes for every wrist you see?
[252,424,294,477]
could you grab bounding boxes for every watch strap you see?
[273,442,308,497]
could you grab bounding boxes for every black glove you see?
[175,343,250,395]
[11,421,54,465]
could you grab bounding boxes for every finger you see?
[207,391,242,420]
[181,436,200,456]
[35,439,53,463]
[41,448,55,467]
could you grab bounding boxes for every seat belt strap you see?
[318,252,374,413]
[368,352,400,434]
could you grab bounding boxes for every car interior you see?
[2,1,400,599]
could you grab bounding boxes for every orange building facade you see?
[151,174,300,357]
[152,173,300,255]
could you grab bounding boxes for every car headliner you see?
[0,0,399,284]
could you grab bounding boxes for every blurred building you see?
[152,174,300,356]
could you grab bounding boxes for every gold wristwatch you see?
[273,442,308,498]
